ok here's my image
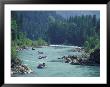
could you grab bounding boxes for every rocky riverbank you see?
[62,48,100,66]
[11,58,33,75]
[16,46,30,52]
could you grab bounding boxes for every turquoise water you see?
[17,45,100,77]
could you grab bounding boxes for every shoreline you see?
[11,45,100,76]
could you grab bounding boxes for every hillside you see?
[11,11,100,46]
[11,11,64,41]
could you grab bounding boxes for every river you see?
[15,45,100,77]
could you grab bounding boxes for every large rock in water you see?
[89,48,100,64]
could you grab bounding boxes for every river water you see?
[16,45,100,77]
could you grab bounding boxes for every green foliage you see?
[36,38,47,46]
[25,39,33,46]
[11,41,17,59]
[47,14,99,46]
[11,46,17,59]
[11,19,18,30]
[11,19,18,40]
[32,38,48,47]
[84,36,100,53]
[11,19,33,60]
[11,19,18,59]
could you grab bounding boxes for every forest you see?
[11,11,100,57]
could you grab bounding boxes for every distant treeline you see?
[11,11,100,59]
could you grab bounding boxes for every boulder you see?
[11,63,33,74]
[70,59,80,65]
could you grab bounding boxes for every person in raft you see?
[37,63,46,69]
